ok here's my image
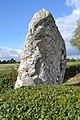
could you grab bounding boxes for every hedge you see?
[64,62,80,81]
[0,85,80,119]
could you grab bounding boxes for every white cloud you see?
[56,0,80,58]
[0,47,21,61]
[66,0,80,9]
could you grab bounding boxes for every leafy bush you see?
[0,85,80,119]
[0,64,18,93]
[64,62,80,81]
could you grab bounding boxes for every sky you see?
[0,0,80,60]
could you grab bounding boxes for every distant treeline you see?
[0,58,20,64]
[0,58,80,64]
[67,58,80,62]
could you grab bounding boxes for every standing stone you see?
[15,9,66,88]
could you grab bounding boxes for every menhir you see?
[15,9,66,88]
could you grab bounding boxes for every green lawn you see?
[0,63,19,71]
[67,61,80,67]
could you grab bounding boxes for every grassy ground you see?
[0,63,19,71]
[67,61,80,66]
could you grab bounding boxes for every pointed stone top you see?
[28,9,53,32]
[33,9,50,18]
[32,9,51,21]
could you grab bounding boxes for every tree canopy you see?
[0,58,20,64]
[70,19,80,51]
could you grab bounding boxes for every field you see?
[0,62,80,119]
[0,63,19,71]
[67,61,80,67]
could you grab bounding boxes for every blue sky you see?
[0,0,80,60]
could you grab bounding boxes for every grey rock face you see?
[15,9,66,88]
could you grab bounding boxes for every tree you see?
[0,60,1,64]
[70,19,80,51]
[0,59,18,64]
[2,60,7,64]
[7,58,17,63]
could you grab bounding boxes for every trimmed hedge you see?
[0,85,80,119]
[0,69,17,93]
[64,62,80,81]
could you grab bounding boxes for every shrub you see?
[0,85,80,119]
[0,69,17,93]
[64,62,80,81]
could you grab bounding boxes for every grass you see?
[67,61,80,67]
[0,63,19,71]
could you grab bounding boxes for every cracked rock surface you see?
[15,9,66,88]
